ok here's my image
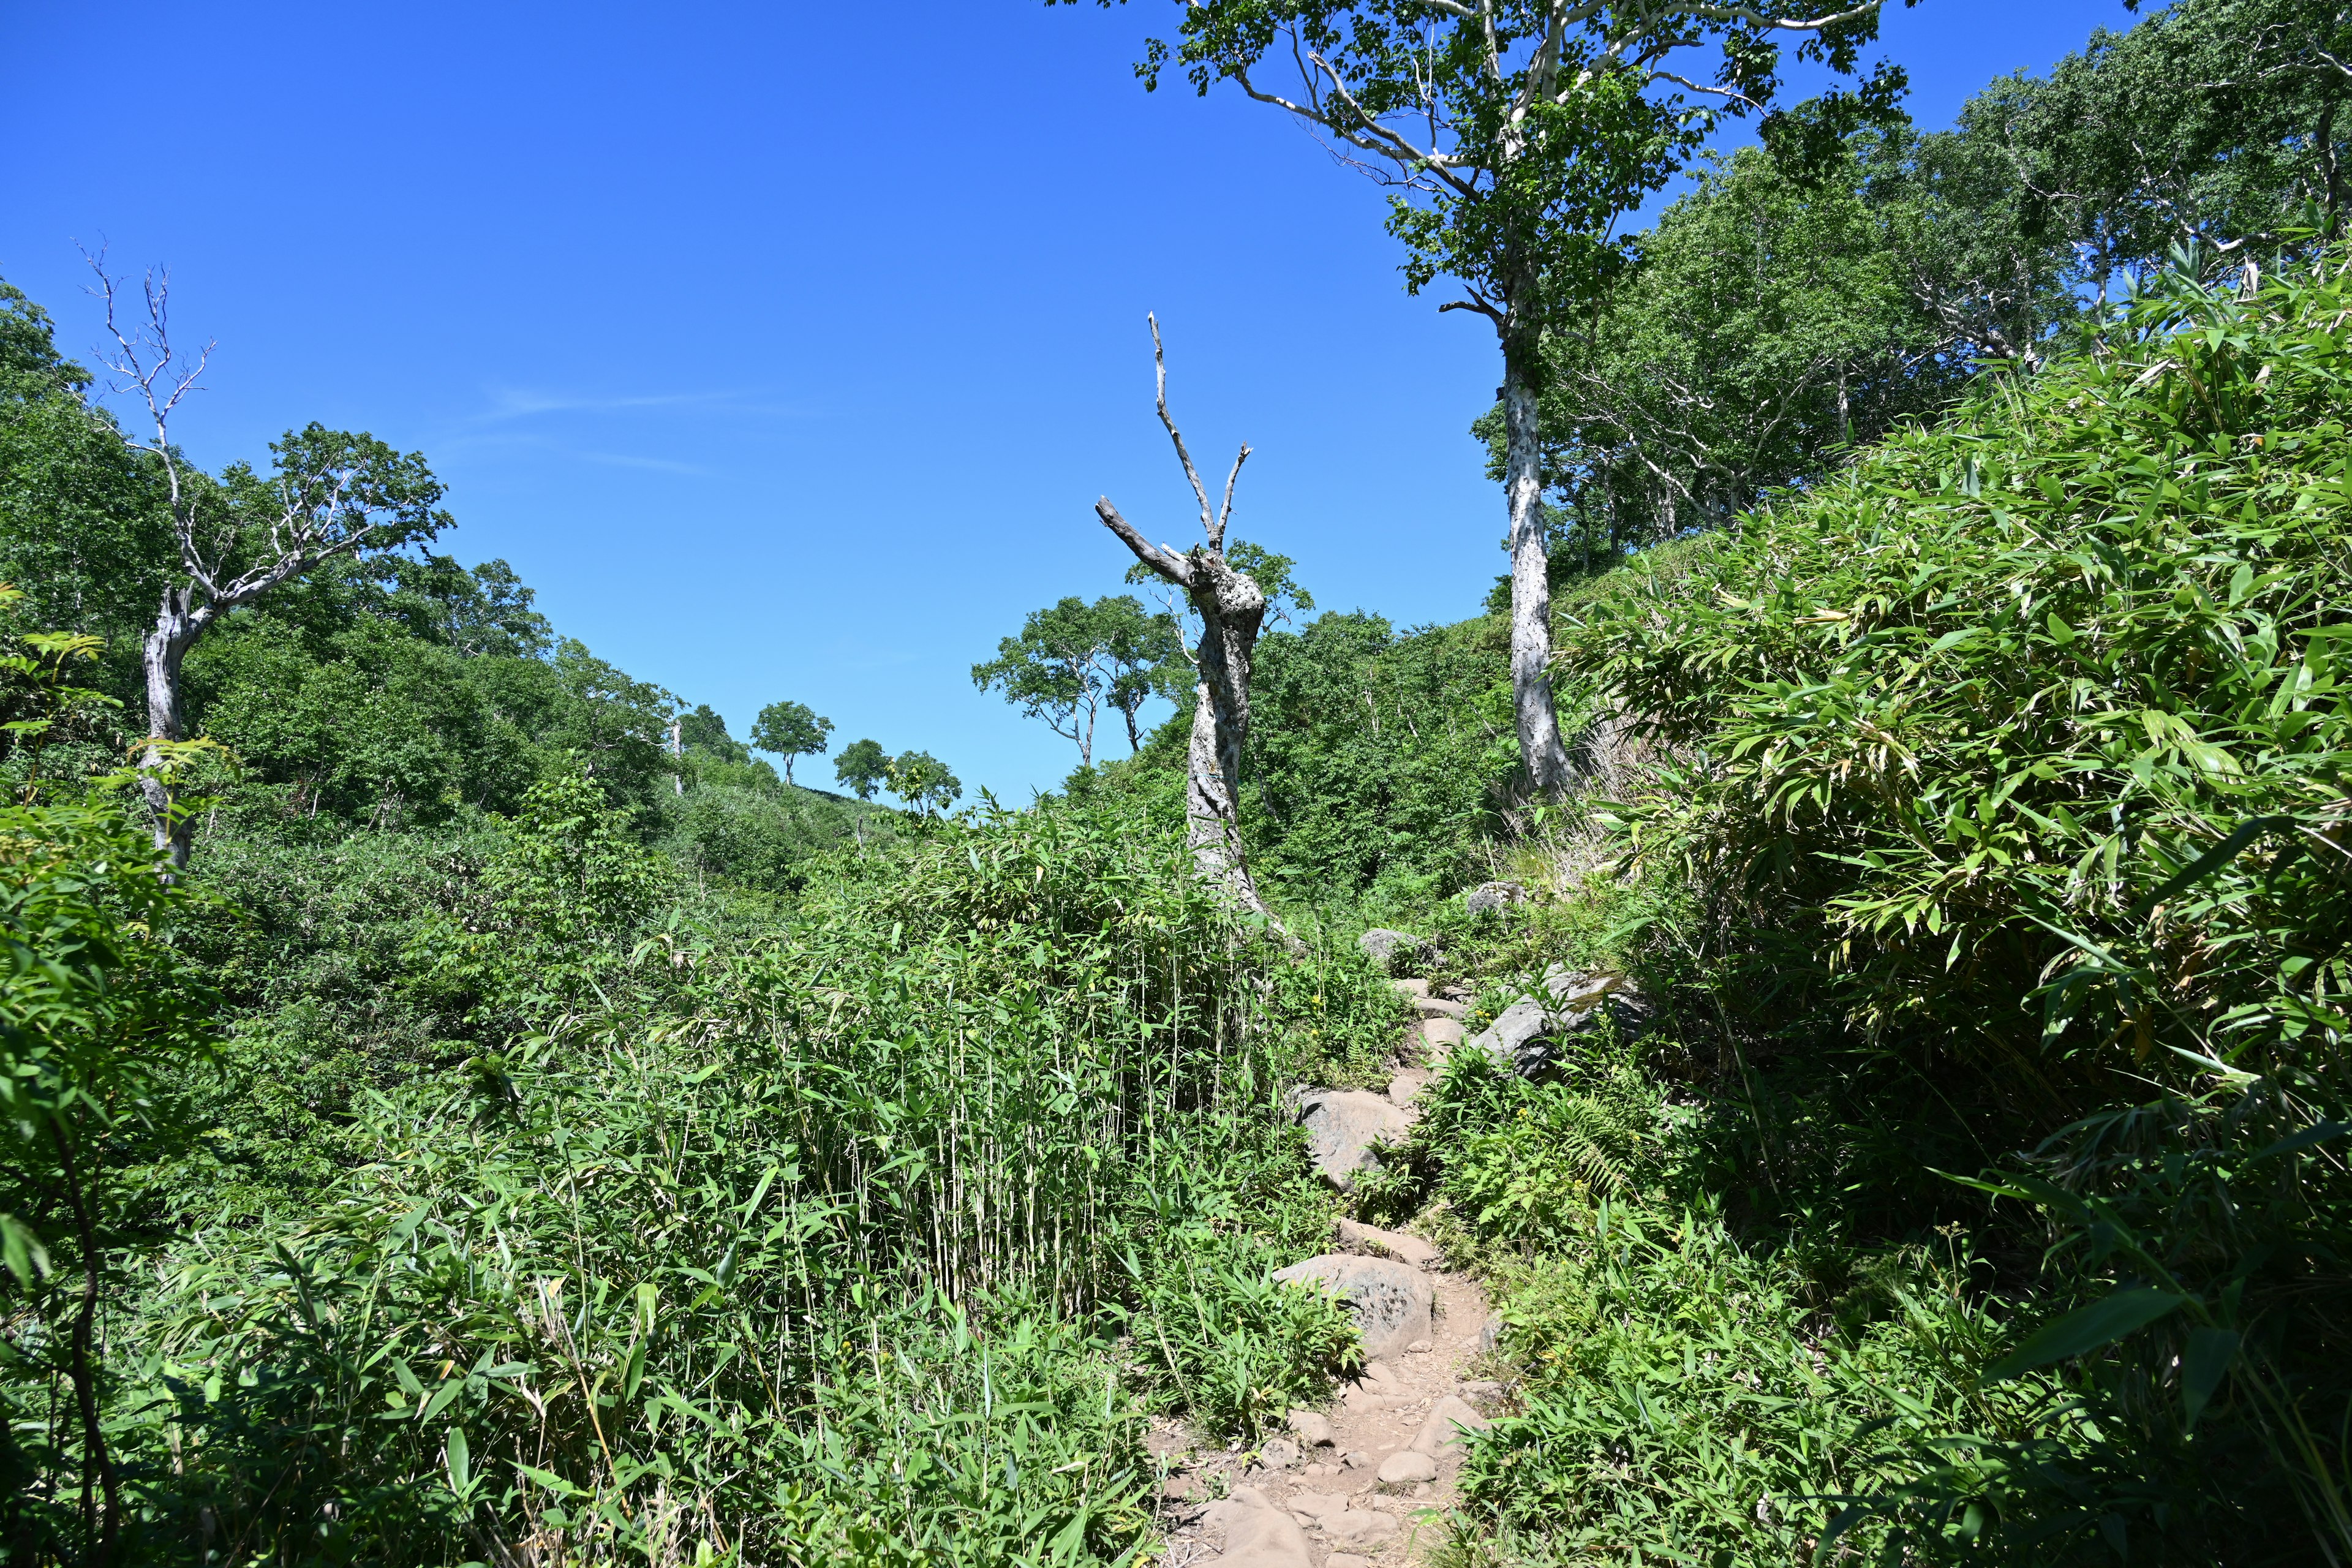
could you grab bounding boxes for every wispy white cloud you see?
[433,428,710,477]
[474,386,821,423]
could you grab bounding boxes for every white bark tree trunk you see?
[1500,314,1572,795]
[139,589,205,870]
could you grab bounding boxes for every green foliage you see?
[1504,257,2352,1562]
[886,749,962,816]
[973,595,1181,764]
[1242,611,1510,907]
[834,737,890,802]
[750,698,833,785]
[0,797,215,1563]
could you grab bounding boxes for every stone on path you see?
[1358,929,1430,973]
[1411,1394,1491,1458]
[1199,1486,1314,1568]
[1296,1090,1411,1192]
[1412,1017,1464,1058]
[1272,1255,1433,1360]
[1285,1408,1334,1448]
[1336,1216,1442,1270]
[1411,995,1468,1021]
[1376,1449,1439,1485]
[1466,880,1529,916]
[1391,977,1430,999]
[1386,1068,1431,1107]
[1324,1510,1401,1548]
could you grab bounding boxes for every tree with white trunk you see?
[1095,316,1297,941]
[1068,0,1907,792]
[91,261,450,867]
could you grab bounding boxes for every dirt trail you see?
[1147,975,1499,1567]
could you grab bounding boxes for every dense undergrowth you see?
[1336,257,2352,1567]
[6,775,1407,1564]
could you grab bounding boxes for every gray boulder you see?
[1296,1090,1411,1191]
[1410,1394,1492,1458]
[1357,929,1430,974]
[1465,880,1529,916]
[1464,966,1646,1077]
[1270,1254,1434,1360]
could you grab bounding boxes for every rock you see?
[1459,1378,1502,1404]
[1200,1486,1314,1568]
[1411,995,1468,1021]
[1273,1254,1434,1360]
[1259,1437,1300,1469]
[1343,1450,1373,1469]
[1412,1017,1464,1059]
[1295,1091,1411,1192]
[1335,1217,1443,1271]
[1390,977,1430,999]
[1325,1510,1401,1547]
[1411,1395,1492,1458]
[1466,880,1530,916]
[1287,1490,1341,1518]
[1284,1408,1335,1448]
[1463,968,1644,1078]
[1385,1069,1431,1108]
[1376,1449,1439,1485]
[1404,1339,1433,1354]
[1357,929,1430,974]
[1477,1313,1504,1354]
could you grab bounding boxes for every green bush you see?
[1533,255,2352,1562]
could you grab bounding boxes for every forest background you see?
[3,1,2351,1567]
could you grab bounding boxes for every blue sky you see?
[5,0,2133,802]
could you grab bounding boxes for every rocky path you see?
[1147,963,1507,1568]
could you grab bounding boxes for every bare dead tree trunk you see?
[1095,317,1297,949]
[1499,309,1572,794]
[140,589,205,869]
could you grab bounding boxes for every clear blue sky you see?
[4,0,2132,802]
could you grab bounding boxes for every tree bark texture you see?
[140,589,205,871]
[1095,500,1287,938]
[1500,317,1572,794]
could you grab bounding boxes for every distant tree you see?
[91,262,450,867]
[834,737,890,801]
[1095,316,1293,941]
[886,750,962,816]
[973,595,1181,765]
[678,703,752,764]
[750,699,833,785]
[1074,0,1907,794]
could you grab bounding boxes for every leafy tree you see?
[886,750,962,816]
[1075,0,1908,793]
[834,737,890,801]
[89,264,451,866]
[750,699,833,785]
[973,595,1181,764]
[678,703,751,764]
[0,793,213,1565]
[1525,141,1970,540]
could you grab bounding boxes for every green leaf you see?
[623,1339,647,1401]
[2046,611,2076,646]
[445,1426,472,1497]
[0,1214,50,1289]
[2247,1121,2350,1165]
[1984,1288,2187,1381]
[2182,1327,2238,1428]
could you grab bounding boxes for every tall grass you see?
[7,791,1384,1565]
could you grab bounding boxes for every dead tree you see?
[91,260,448,868]
[1095,316,1294,946]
